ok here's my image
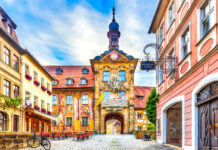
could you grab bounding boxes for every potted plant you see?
[47,90,52,95]
[41,108,46,113]
[41,85,46,91]
[34,105,40,111]
[47,111,52,115]
[33,80,40,86]
[25,74,32,80]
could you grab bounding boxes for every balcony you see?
[101,98,128,111]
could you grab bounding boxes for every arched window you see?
[80,78,88,85]
[119,91,126,100]
[82,68,89,74]
[103,71,110,81]
[52,80,58,86]
[0,112,7,131]
[66,78,73,85]
[56,68,63,75]
[103,91,110,100]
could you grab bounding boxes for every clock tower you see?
[107,5,120,49]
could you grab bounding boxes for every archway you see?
[105,113,124,134]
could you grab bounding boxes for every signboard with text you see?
[140,61,156,71]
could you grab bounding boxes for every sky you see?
[1,0,158,86]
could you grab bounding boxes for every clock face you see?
[110,52,119,61]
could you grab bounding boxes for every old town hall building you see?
[45,6,152,134]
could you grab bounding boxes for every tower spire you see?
[112,1,115,22]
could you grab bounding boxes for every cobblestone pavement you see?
[21,134,178,150]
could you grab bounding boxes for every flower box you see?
[41,108,47,113]
[41,85,46,91]
[34,105,40,111]
[47,111,52,115]
[33,80,40,86]
[25,102,32,108]
[25,74,32,80]
[47,90,52,95]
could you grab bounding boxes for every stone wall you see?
[0,132,32,150]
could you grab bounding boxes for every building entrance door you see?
[105,113,124,134]
[198,98,218,150]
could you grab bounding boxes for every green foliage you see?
[146,122,156,130]
[145,87,159,125]
[0,94,22,109]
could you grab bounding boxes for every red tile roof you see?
[43,65,94,88]
[134,86,154,109]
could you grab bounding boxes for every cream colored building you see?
[0,7,24,132]
[22,50,55,132]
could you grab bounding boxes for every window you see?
[4,80,10,97]
[82,68,89,74]
[119,70,125,81]
[52,95,57,105]
[103,71,110,81]
[52,80,57,86]
[3,47,10,65]
[33,72,37,81]
[112,35,117,45]
[159,24,164,44]
[66,117,72,126]
[138,96,143,100]
[14,85,19,98]
[119,91,126,100]
[34,96,38,105]
[167,49,175,75]
[200,0,214,37]
[82,95,88,105]
[25,65,29,75]
[181,28,190,60]
[66,95,72,105]
[0,112,7,131]
[103,91,110,100]
[80,78,87,85]
[56,68,62,75]
[168,2,174,26]
[52,120,56,126]
[159,64,164,84]
[7,24,13,35]
[47,103,50,111]
[138,113,142,119]
[13,55,19,71]
[47,83,50,90]
[67,79,73,85]
[138,126,142,131]
[41,100,44,108]
[82,117,88,126]
[41,78,44,86]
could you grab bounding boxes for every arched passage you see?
[105,113,124,134]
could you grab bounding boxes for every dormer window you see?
[80,77,88,85]
[137,96,143,100]
[82,68,89,74]
[66,78,73,85]
[7,24,13,35]
[56,68,63,75]
[52,80,57,86]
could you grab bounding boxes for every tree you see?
[145,87,159,125]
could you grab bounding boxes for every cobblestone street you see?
[22,135,178,150]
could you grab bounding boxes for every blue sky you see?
[1,0,158,86]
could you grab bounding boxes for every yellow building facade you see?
[0,8,24,132]
[22,51,55,132]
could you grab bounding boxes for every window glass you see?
[82,68,88,74]
[103,91,110,101]
[52,95,57,105]
[3,47,10,65]
[82,117,88,126]
[56,68,62,75]
[138,126,142,131]
[13,55,19,71]
[119,70,125,81]
[67,79,73,85]
[80,78,87,85]
[119,91,126,100]
[52,120,56,126]
[181,28,190,60]
[4,80,10,97]
[52,80,57,85]
[66,117,72,126]
[103,71,110,81]
[33,72,37,81]
[0,112,7,131]
[168,2,174,26]
[34,96,38,105]
[159,64,164,84]
[14,85,19,98]
[138,113,142,119]
[82,95,88,105]
[66,95,72,105]
[159,24,164,43]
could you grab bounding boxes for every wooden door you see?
[199,98,218,150]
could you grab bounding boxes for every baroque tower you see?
[107,5,120,49]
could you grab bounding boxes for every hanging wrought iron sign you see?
[140,61,156,71]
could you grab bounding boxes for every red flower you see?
[34,80,40,86]
[25,74,32,80]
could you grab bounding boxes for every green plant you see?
[145,88,159,125]
[146,122,156,130]
[0,94,22,109]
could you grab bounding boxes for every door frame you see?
[192,73,218,150]
[161,95,185,148]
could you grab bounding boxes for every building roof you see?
[134,86,154,109]
[0,7,17,29]
[43,65,94,89]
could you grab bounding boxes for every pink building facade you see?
[149,0,218,149]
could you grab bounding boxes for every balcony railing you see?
[101,98,128,111]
